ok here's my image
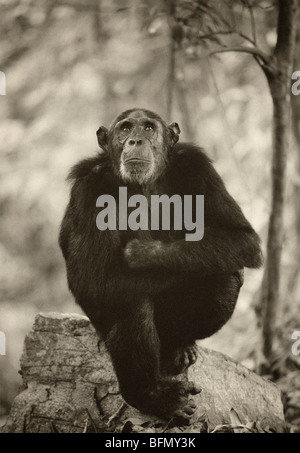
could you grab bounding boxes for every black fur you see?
[59,110,262,422]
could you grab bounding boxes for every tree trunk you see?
[166,0,176,122]
[287,7,300,300]
[260,0,298,361]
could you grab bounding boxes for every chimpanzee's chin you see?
[125,172,151,185]
[120,163,153,185]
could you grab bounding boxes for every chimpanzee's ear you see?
[168,122,181,146]
[96,126,108,151]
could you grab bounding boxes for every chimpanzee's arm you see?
[124,153,263,275]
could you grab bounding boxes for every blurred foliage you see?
[0,0,299,422]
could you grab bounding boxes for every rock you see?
[1,313,123,433]
[190,348,285,431]
[1,313,286,433]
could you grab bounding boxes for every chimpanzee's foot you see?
[162,343,198,376]
[122,380,201,425]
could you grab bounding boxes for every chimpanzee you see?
[59,108,262,423]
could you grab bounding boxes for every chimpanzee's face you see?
[112,110,166,185]
[96,109,181,185]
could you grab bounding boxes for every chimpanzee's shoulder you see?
[171,143,213,174]
[67,153,111,183]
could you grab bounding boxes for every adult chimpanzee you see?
[59,108,262,423]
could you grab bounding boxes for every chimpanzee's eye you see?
[145,123,154,131]
[121,123,131,133]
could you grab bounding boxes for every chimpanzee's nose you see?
[128,139,143,146]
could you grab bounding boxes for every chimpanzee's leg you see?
[156,272,243,375]
[104,298,200,423]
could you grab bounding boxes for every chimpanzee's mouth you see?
[124,158,152,164]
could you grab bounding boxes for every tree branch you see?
[244,0,257,46]
[197,30,256,46]
[206,45,270,66]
